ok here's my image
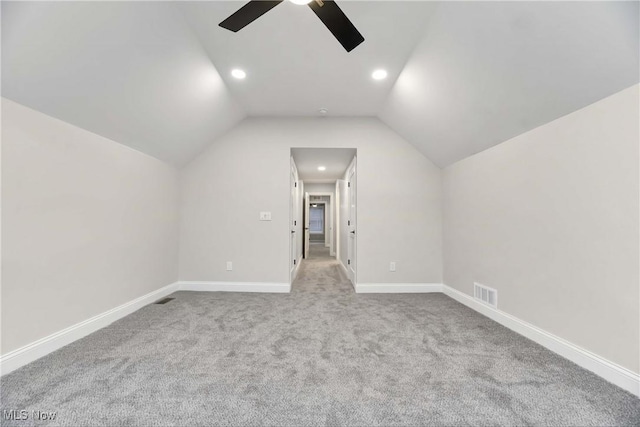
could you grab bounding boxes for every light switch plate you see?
[259,212,272,221]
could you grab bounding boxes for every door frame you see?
[345,157,357,285]
[289,158,302,284]
[303,191,310,259]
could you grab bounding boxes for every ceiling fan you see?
[219,0,365,52]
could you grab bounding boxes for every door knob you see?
[350,231,356,234]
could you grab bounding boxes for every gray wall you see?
[179,117,442,285]
[442,85,639,373]
[1,98,180,354]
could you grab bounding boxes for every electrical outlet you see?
[226,261,233,271]
[390,261,396,272]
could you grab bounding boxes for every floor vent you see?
[474,283,497,308]
[154,297,174,305]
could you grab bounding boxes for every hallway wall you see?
[179,118,442,285]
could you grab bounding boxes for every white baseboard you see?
[0,280,289,376]
[292,256,302,281]
[290,266,300,283]
[337,261,354,290]
[178,281,291,293]
[4,279,637,398]
[442,284,640,398]
[355,283,443,293]
[0,282,180,376]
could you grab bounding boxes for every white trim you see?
[442,284,640,397]
[290,256,302,283]
[4,280,636,398]
[355,283,443,293]
[0,282,180,376]
[338,260,354,290]
[179,281,291,293]
[0,281,289,376]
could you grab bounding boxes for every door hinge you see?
[293,259,296,265]
[294,220,296,226]
[295,182,297,187]
[348,259,351,265]
[348,220,350,226]
[348,182,351,188]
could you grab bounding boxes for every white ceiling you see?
[2,1,638,168]
[179,1,436,116]
[291,147,356,182]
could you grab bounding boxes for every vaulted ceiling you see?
[2,1,638,167]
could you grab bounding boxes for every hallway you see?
[292,244,353,294]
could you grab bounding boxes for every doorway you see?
[345,157,357,284]
[289,157,301,282]
[304,194,334,259]
[290,148,357,289]
[309,203,325,243]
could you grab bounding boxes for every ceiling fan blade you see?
[308,0,364,52]
[219,0,283,32]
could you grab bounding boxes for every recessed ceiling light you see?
[289,0,312,5]
[372,69,388,80]
[318,166,326,171]
[231,69,246,79]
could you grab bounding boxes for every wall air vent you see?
[154,297,174,305]
[474,282,497,308]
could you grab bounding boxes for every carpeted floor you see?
[1,245,639,426]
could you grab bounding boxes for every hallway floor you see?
[293,243,353,294]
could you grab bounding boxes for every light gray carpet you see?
[1,246,639,426]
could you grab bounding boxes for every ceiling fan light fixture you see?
[219,0,364,52]
[372,69,388,80]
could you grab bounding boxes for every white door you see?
[324,201,330,248]
[347,159,357,282]
[304,192,310,258]
[290,163,298,281]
